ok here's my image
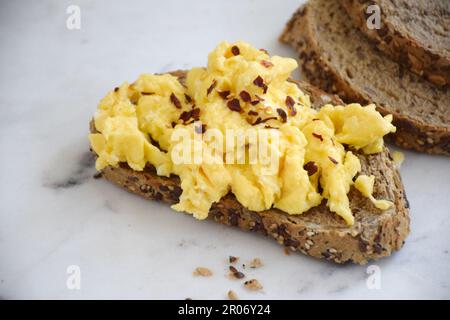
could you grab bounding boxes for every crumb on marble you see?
[244,279,263,291]
[249,257,262,268]
[227,290,239,300]
[229,266,245,279]
[193,267,213,277]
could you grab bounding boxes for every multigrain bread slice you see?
[340,0,450,87]
[90,70,410,265]
[280,0,450,155]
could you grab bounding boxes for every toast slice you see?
[280,0,450,156]
[340,0,450,87]
[90,70,409,264]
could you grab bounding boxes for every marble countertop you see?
[0,0,449,299]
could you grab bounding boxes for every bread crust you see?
[90,72,410,264]
[280,5,450,156]
[340,0,450,87]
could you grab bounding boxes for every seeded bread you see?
[90,70,410,265]
[280,0,450,155]
[340,0,450,86]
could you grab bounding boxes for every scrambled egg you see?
[392,150,405,167]
[89,41,396,225]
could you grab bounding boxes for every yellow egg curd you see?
[89,41,396,225]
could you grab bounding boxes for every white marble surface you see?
[0,0,449,300]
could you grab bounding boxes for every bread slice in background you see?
[90,70,410,265]
[340,0,450,87]
[280,0,450,156]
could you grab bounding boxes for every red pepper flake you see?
[253,76,268,93]
[253,116,277,125]
[179,107,200,123]
[227,98,241,112]
[248,110,258,116]
[179,110,192,122]
[262,117,277,123]
[141,91,154,96]
[259,48,269,55]
[253,117,262,125]
[191,107,200,121]
[312,133,323,141]
[285,96,295,108]
[253,76,264,87]
[260,60,273,68]
[328,156,338,165]
[239,90,251,102]
[114,87,119,92]
[171,121,177,128]
[170,93,182,109]
[255,95,265,102]
[184,93,192,103]
[206,80,217,96]
[285,96,297,116]
[277,108,287,123]
[195,124,206,134]
[218,90,230,99]
[312,118,320,121]
[229,266,245,279]
[303,161,318,176]
[251,95,264,105]
[231,45,240,56]
[229,265,238,273]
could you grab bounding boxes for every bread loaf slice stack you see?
[280,0,450,155]
[341,0,450,87]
